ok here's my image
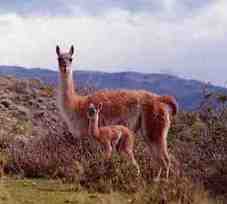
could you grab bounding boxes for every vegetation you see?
[0,76,226,203]
[1,177,224,204]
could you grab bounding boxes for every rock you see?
[28,100,34,106]
[33,110,45,118]
[0,99,12,108]
[37,98,44,103]
[13,80,30,94]
[13,105,31,121]
[29,79,43,90]
[0,104,6,110]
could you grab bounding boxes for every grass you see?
[0,177,224,204]
[0,178,130,204]
[13,120,32,136]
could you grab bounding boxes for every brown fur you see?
[56,46,178,180]
[87,103,140,174]
[159,95,178,116]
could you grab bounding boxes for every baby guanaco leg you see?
[124,148,140,176]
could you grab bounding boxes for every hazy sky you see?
[0,0,226,86]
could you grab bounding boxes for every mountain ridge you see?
[0,65,226,110]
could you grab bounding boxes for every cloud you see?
[0,0,214,17]
[0,0,226,86]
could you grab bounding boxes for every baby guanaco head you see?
[87,103,103,120]
[56,45,74,75]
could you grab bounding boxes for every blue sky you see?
[0,0,226,86]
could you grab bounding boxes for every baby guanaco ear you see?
[56,45,60,56]
[97,103,103,112]
[69,45,74,56]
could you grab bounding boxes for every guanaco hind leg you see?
[141,106,171,181]
[152,141,170,182]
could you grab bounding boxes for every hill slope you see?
[0,75,226,200]
[0,65,226,110]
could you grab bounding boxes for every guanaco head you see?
[56,45,74,75]
[87,103,103,120]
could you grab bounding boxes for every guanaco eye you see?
[69,58,73,62]
[58,57,63,62]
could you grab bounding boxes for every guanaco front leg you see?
[104,141,112,160]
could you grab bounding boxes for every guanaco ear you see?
[56,45,60,56]
[98,103,103,112]
[69,45,74,56]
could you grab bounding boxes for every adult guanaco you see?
[56,45,178,180]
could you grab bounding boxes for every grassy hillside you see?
[0,76,226,203]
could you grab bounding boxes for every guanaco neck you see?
[59,67,77,109]
[88,115,100,138]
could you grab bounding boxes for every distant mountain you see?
[0,65,226,110]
